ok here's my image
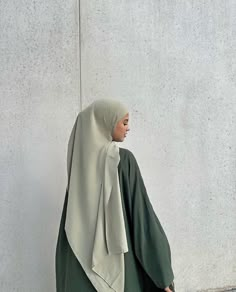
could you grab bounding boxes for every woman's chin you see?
[118,137,125,142]
[113,136,125,142]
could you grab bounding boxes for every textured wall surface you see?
[80,1,236,291]
[0,1,79,291]
[0,0,236,292]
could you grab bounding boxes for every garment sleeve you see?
[128,152,174,289]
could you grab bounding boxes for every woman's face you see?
[112,113,130,142]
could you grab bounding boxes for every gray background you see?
[0,0,235,291]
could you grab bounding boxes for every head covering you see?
[65,99,129,292]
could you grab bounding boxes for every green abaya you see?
[56,148,174,292]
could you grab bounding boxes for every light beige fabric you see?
[65,99,129,292]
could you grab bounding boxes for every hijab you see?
[65,99,129,292]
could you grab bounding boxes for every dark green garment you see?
[56,148,174,292]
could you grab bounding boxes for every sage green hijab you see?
[65,99,129,292]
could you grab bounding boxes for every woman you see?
[55,99,175,292]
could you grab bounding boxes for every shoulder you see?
[119,147,135,159]
[119,147,138,167]
[118,148,143,187]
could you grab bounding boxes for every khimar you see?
[65,99,129,292]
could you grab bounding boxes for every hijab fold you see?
[65,99,129,292]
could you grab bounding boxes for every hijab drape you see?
[65,99,129,292]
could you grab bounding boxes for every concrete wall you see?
[81,1,236,291]
[0,0,236,291]
[0,1,80,291]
